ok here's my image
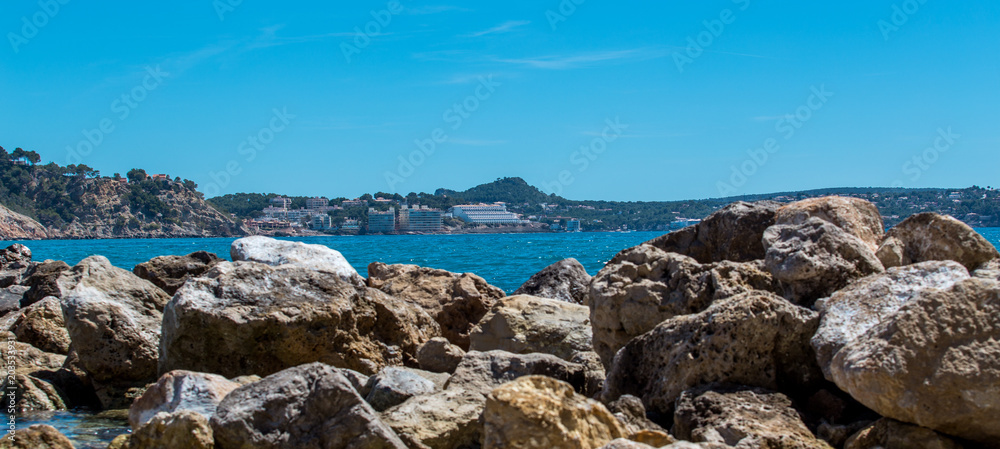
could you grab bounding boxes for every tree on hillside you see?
[127,168,148,183]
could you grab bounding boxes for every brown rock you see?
[368,262,505,350]
[0,205,48,241]
[470,294,592,361]
[20,260,70,307]
[416,337,465,374]
[0,424,73,449]
[127,411,214,449]
[844,418,964,449]
[12,297,70,355]
[775,196,885,250]
[608,395,668,437]
[129,370,240,430]
[514,258,592,304]
[646,201,782,264]
[877,212,999,271]
[133,251,222,295]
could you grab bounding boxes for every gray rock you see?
[0,244,32,288]
[470,294,592,361]
[416,337,465,374]
[607,395,667,437]
[365,367,438,412]
[20,260,70,307]
[133,251,223,295]
[12,296,71,355]
[211,362,406,449]
[230,236,363,285]
[774,196,886,251]
[513,258,591,304]
[646,201,782,264]
[129,370,240,430]
[0,285,27,315]
[877,212,1000,271]
[811,261,969,379]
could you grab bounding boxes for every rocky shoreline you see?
[0,195,998,449]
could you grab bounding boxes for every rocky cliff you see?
[0,204,48,240]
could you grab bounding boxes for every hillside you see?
[0,147,247,240]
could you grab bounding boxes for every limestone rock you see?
[603,291,824,417]
[368,262,505,350]
[20,260,70,307]
[0,205,48,241]
[0,244,33,287]
[764,217,884,305]
[129,370,240,430]
[513,258,591,304]
[160,261,440,377]
[0,424,73,449]
[774,196,885,250]
[844,419,963,449]
[974,259,1000,280]
[590,245,781,367]
[230,236,363,285]
[877,212,1000,271]
[646,201,782,264]
[210,362,406,449]
[365,367,437,412]
[672,385,832,449]
[811,261,969,379]
[829,278,1000,445]
[416,337,465,373]
[470,294,592,361]
[12,296,71,355]
[58,256,170,312]
[482,375,626,449]
[133,251,223,295]
[127,411,214,449]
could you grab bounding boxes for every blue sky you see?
[2,1,998,201]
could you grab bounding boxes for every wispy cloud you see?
[492,48,665,70]
[466,20,530,37]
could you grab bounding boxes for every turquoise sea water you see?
[2,228,999,447]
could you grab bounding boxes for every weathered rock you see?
[338,369,372,397]
[774,196,885,250]
[844,418,964,449]
[133,251,223,295]
[673,385,832,449]
[0,205,48,241]
[0,424,73,449]
[597,441,657,449]
[514,258,591,304]
[365,367,437,412]
[12,296,71,355]
[590,245,781,367]
[603,291,824,417]
[107,435,130,449]
[483,375,626,449]
[470,294,592,361]
[829,278,1000,445]
[0,244,32,288]
[764,217,885,305]
[571,350,608,400]
[20,260,70,307]
[608,395,667,437]
[0,286,27,315]
[877,212,1000,271]
[974,259,1000,280]
[646,201,782,264]
[368,262,505,350]
[160,261,440,377]
[211,362,406,449]
[381,350,591,449]
[3,374,67,413]
[127,410,214,449]
[129,370,240,430]
[416,337,465,374]
[230,236,363,285]
[811,261,969,379]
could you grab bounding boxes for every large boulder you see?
[844,418,963,449]
[129,370,240,430]
[12,296,71,354]
[483,375,626,449]
[672,385,832,449]
[20,260,71,307]
[364,367,438,412]
[513,258,591,304]
[590,245,781,367]
[160,261,439,377]
[133,251,223,295]
[774,196,885,250]
[230,236,363,285]
[0,424,73,449]
[877,212,999,271]
[381,350,591,449]
[416,337,465,374]
[646,201,781,264]
[829,278,1000,445]
[763,217,885,305]
[0,286,26,315]
[368,262,505,350]
[211,362,406,449]
[811,261,970,379]
[0,244,32,287]
[470,294,592,361]
[602,291,824,417]
[127,410,214,449]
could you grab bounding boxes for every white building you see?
[449,203,523,224]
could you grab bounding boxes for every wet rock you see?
[603,291,824,417]
[513,258,591,304]
[127,410,214,449]
[672,385,832,449]
[470,294,592,361]
[365,367,438,412]
[877,212,1000,271]
[416,337,465,374]
[811,261,969,379]
[368,262,505,350]
[133,251,223,295]
[646,201,782,264]
[230,235,363,285]
[160,261,440,377]
[12,296,71,355]
[3,374,67,413]
[483,375,626,449]
[20,260,70,307]
[590,244,781,367]
[211,362,406,449]
[129,370,240,430]
[0,424,74,449]
[844,418,964,449]
[829,278,1000,445]
[764,217,884,305]
[774,196,885,250]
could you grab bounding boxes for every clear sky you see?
[2,1,998,201]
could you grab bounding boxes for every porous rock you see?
[127,410,214,449]
[844,418,964,449]
[470,294,592,361]
[774,196,885,250]
[877,212,1000,271]
[416,337,465,374]
[129,370,240,430]
[513,258,591,304]
[133,251,223,295]
[0,424,74,449]
[646,201,782,264]
[12,296,70,355]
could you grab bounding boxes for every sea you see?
[3,228,999,447]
